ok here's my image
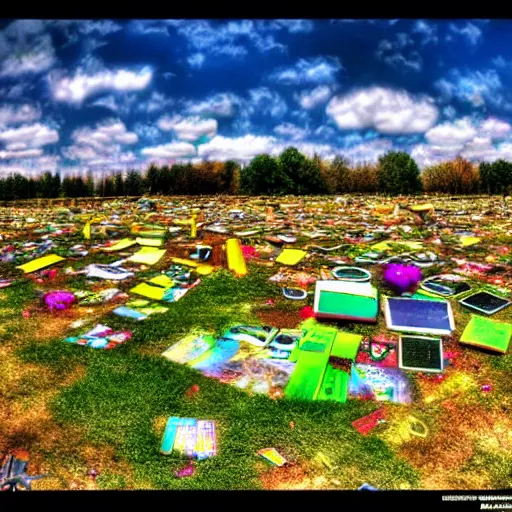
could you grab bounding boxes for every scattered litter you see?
[160,417,216,460]
[258,448,287,467]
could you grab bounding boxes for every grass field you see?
[0,195,511,491]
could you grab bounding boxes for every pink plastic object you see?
[175,462,195,478]
[44,291,76,310]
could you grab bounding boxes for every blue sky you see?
[1,18,512,178]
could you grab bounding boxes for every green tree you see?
[113,173,125,196]
[221,160,239,194]
[144,165,160,195]
[125,170,142,196]
[12,174,29,199]
[104,176,115,197]
[241,154,292,195]
[377,151,422,195]
[85,172,95,197]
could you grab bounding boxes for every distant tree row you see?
[0,148,511,200]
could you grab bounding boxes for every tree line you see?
[0,147,511,201]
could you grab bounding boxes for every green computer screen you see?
[318,291,378,319]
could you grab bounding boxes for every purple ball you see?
[383,264,422,294]
[44,291,76,310]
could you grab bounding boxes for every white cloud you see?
[273,122,308,140]
[296,85,333,110]
[434,69,502,108]
[376,33,423,71]
[169,20,285,59]
[413,20,438,45]
[0,35,56,77]
[0,104,41,127]
[326,87,438,134]
[247,87,288,118]
[479,117,511,139]
[188,53,205,69]
[343,138,393,164]
[425,117,477,147]
[197,134,280,162]
[0,20,56,77]
[50,66,153,104]
[0,148,43,159]
[274,20,314,33]
[0,123,59,148]
[448,22,483,45]
[141,142,197,159]
[269,56,342,85]
[136,92,174,114]
[157,115,217,142]
[78,20,123,36]
[186,93,242,117]
[412,116,512,167]
[64,120,138,162]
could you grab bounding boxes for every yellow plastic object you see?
[83,221,91,240]
[410,203,434,212]
[136,237,163,247]
[275,248,306,266]
[196,264,214,276]
[171,257,199,268]
[371,241,391,252]
[17,254,65,274]
[190,212,197,239]
[130,282,165,301]
[460,236,480,247]
[374,205,394,214]
[104,238,137,252]
[149,275,175,288]
[128,247,166,265]
[226,238,247,276]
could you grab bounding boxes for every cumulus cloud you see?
[0,104,41,128]
[247,87,288,118]
[434,69,502,108]
[273,20,314,33]
[326,87,438,134]
[413,20,439,45]
[343,138,393,164]
[63,120,138,164]
[157,115,218,142]
[376,33,423,72]
[188,53,205,69]
[412,116,512,167]
[136,92,174,114]
[0,148,43,159]
[50,65,152,104]
[296,85,333,110]
[425,117,477,147]
[0,20,57,77]
[273,122,308,140]
[0,123,59,148]
[448,22,483,45]
[269,56,342,85]
[186,93,242,117]
[169,20,285,60]
[141,142,197,159]
[197,134,280,162]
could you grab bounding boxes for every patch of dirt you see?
[254,308,302,329]
[397,402,512,490]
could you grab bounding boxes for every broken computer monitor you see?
[384,297,455,335]
[459,291,511,316]
[314,280,378,323]
[399,336,443,373]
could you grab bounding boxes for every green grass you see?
[4,196,512,490]
[15,267,420,490]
